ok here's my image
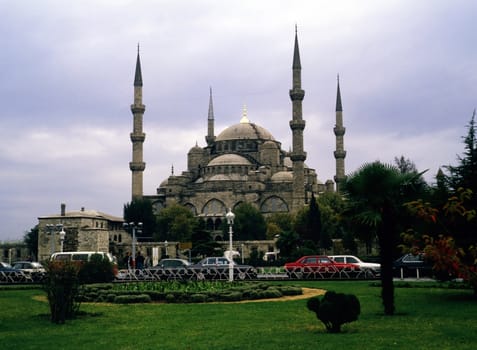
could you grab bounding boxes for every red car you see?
[284,255,361,279]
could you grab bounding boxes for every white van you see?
[51,251,116,263]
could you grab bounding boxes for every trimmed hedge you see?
[77,282,305,304]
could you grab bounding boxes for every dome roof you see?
[208,154,252,166]
[188,144,202,154]
[216,122,275,142]
[271,171,293,182]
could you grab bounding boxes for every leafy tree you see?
[343,161,425,315]
[305,193,322,245]
[123,198,157,238]
[266,212,294,238]
[191,220,220,258]
[394,155,418,174]
[276,230,300,259]
[23,225,39,260]
[403,188,477,293]
[232,203,267,240]
[155,204,197,242]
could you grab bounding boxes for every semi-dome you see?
[208,154,252,166]
[271,171,293,182]
[216,122,275,142]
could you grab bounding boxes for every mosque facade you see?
[129,30,346,233]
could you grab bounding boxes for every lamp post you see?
[45,223,64,255]
[59,227,66,252]
[164,240,168,258]
[123,222,142,269]
[225,208,235,282]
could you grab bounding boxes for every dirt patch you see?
[229,287,326,304]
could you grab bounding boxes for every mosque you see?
[129,30,347,233]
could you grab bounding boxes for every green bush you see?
[43,260,82,324]
[307,291,360,333]
[78,254,115,284]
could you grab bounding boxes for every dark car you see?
[393,253,433,278]
[145,258,192,280]
[12,261,46,282]
[189,257,257,280]
[284,255,362,279]
[1,262,29,283]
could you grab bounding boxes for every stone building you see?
[129,30,347,234]
[37,204,126,261]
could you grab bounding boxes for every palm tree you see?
[343,161,425,315]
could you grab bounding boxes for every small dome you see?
[208,154,251,166]
[271,171,293,182]
[160,178,169,187]
[216,122,275,142]
[188,144,202,154]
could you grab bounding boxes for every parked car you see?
[330,255,381,277]
[0,261,28,283]
[189,257,257,280]
[12,261,46,282]
[144,258,192,280]
[284,255,361,279]
[393,253,433,278]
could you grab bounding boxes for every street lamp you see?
[123,222,142,269]
[225,208,235,282]
[59,227,66,252]
[45,223,64,255]
[164,240,168,258]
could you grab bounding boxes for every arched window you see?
[260,196,289,213]
[202,199,226,216]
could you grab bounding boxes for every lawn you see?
[1,281,476,350]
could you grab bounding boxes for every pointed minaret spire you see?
[134,43,143,87]
[334,74,346,193]
[289,26,307,210]
[292,25,302,70]
[130,45,146,200]
[205,87,216,146]
[336,74,343,112]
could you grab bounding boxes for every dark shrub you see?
[43,260,82,324]
[78,254,115,284]
[307,291,360,333]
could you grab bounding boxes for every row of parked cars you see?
[0,261,46,282]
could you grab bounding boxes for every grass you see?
[1,281,476,349]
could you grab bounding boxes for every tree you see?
[305,193,322,245]
[403,188,477,294]
[123,198,157,238]
[232,203,267,240]
[155,204,197,242]
[266,212,294,238]
[343,161,425,315]
[394,155,418,174]
[191,220,220,258]
[23,225,39,260]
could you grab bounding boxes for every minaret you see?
[289,27,307,210]
[205,87,216,146]
[129,45,146,200]
[334,75,346,193]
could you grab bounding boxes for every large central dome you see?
[216,122,275,141]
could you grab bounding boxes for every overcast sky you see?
[1,0,476,242]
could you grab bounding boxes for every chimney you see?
[61,203,66,216]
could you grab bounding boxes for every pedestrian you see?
[136,251,145,270]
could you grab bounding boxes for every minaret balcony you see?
[130,133,146,142]
[333,126,346,136]
[289,88,305,101]
[290,151,307,162]
[130,104,146,114]
[129,162,145,171]
[334,150,347,159]
[289,120,306,130]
